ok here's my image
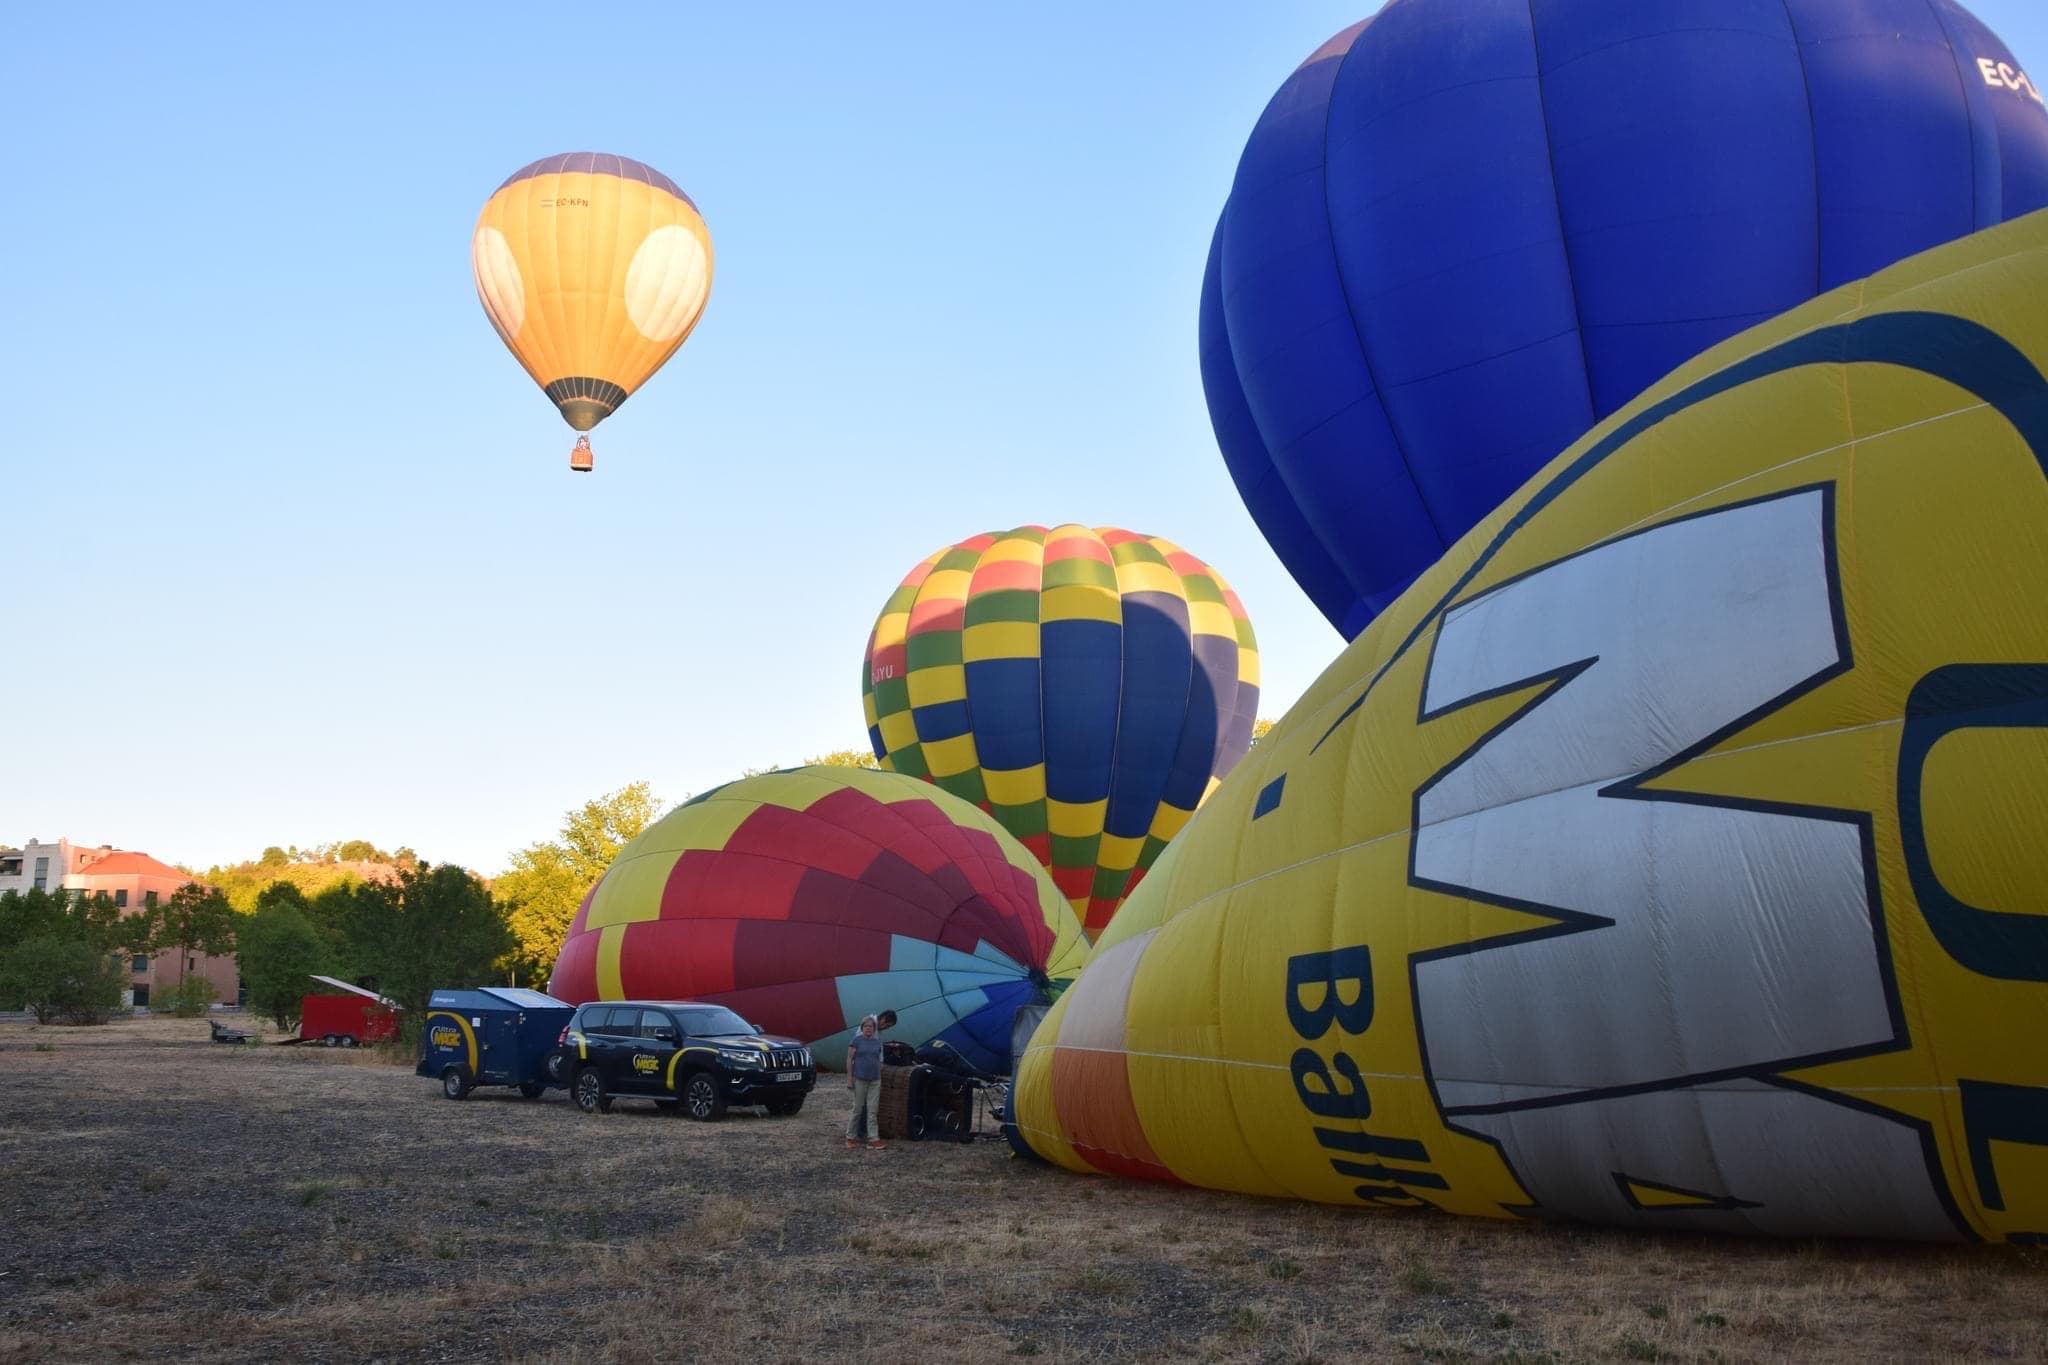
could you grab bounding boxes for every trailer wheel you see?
[339,1035,358,1049]
[681,1072,726,1122]
[518,1082,545,1100]
[572,1067,611,1115]
[321,1034,339,1047]
[541,1049,570,1084]
[441,1066,473,1101]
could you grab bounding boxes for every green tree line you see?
[232,863,512,1038]
[199,840,419,913]
[0,884,235,1023]
[2,860,514,1042]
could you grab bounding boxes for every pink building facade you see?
[63,851,241,1010]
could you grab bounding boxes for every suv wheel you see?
[518,1082,546,1100]
[441,1066,472,1101]
[541,1048,570,1084]
[764,1097,803,1117]
[681,1072,726,1122]
[572,1066,612,1114]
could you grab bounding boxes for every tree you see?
[336,839,388,863]
[0,888,70,954]
[497,843,584,988]
[62,890,150,958]
[305,879,366,953]
[260,846,289,867]
[238,898,332,1030]
[1251,717,1276,744]
[805,748,879,769]
[496,782,664,986]
[559,783,664,876]
[342,862,514,1031]
[253,881,311,916]
[0,936,127,1024]
[143,883,237,985]
[0,890,147,1019]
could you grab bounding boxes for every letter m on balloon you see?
[1408,486,1907,1106]
[1397,487,1960,1234]
[1408,487,1892,1108]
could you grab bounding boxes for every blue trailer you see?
[416,987,575,1101]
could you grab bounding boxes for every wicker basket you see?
[877,1063,917,1140]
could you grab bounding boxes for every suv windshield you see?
[676,1006,755,1037]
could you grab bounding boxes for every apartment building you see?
[1,838,241,1009]
[0,838,102,895]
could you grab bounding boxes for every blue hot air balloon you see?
[1202,0,2048,640]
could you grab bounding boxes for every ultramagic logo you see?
[430,1027,461,1049]
[633,1054,660,1073]
[1978,57,2044,106]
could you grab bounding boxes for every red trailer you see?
[299,975,400,1047]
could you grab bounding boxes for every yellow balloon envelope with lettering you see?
[1012,210,2048,1243]
[472,152,712,464]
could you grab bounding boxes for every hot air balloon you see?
[1014,209,2048,1242]
[548,766,1087,1076]
[472,152,713,472]
[1203,0,2048,640]
[862,525,1259,941]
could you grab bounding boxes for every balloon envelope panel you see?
[550,767,1087,1074]
[862,526,1260,940]
[473,151,713,432]
[1203,0,2048,639]
[1019,210,2048,1242]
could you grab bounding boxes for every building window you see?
[33,856,48,890]
[132,954,149,973]
[115,889,128,908]
[144,890,158,908]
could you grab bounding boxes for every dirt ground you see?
[2,1017,2044,1364]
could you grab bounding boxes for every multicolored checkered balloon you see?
[863,525,1260,940]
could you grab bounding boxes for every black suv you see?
[554,1001,815,1121]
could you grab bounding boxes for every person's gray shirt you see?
[850,1034,883,1081]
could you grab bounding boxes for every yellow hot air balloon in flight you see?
[472,152,713,472]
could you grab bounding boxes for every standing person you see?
[845,1014,886,1150]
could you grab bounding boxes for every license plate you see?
[777,1071,802,1082]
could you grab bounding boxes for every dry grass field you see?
[1,1016,2044,1364]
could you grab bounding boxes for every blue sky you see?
[5,2,2044,876]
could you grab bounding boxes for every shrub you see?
[154,975,219,1018]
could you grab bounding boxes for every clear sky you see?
[5,2,2045,876]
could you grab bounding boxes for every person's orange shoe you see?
[866,1140,888,1150]
[844,1138,857,1149]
